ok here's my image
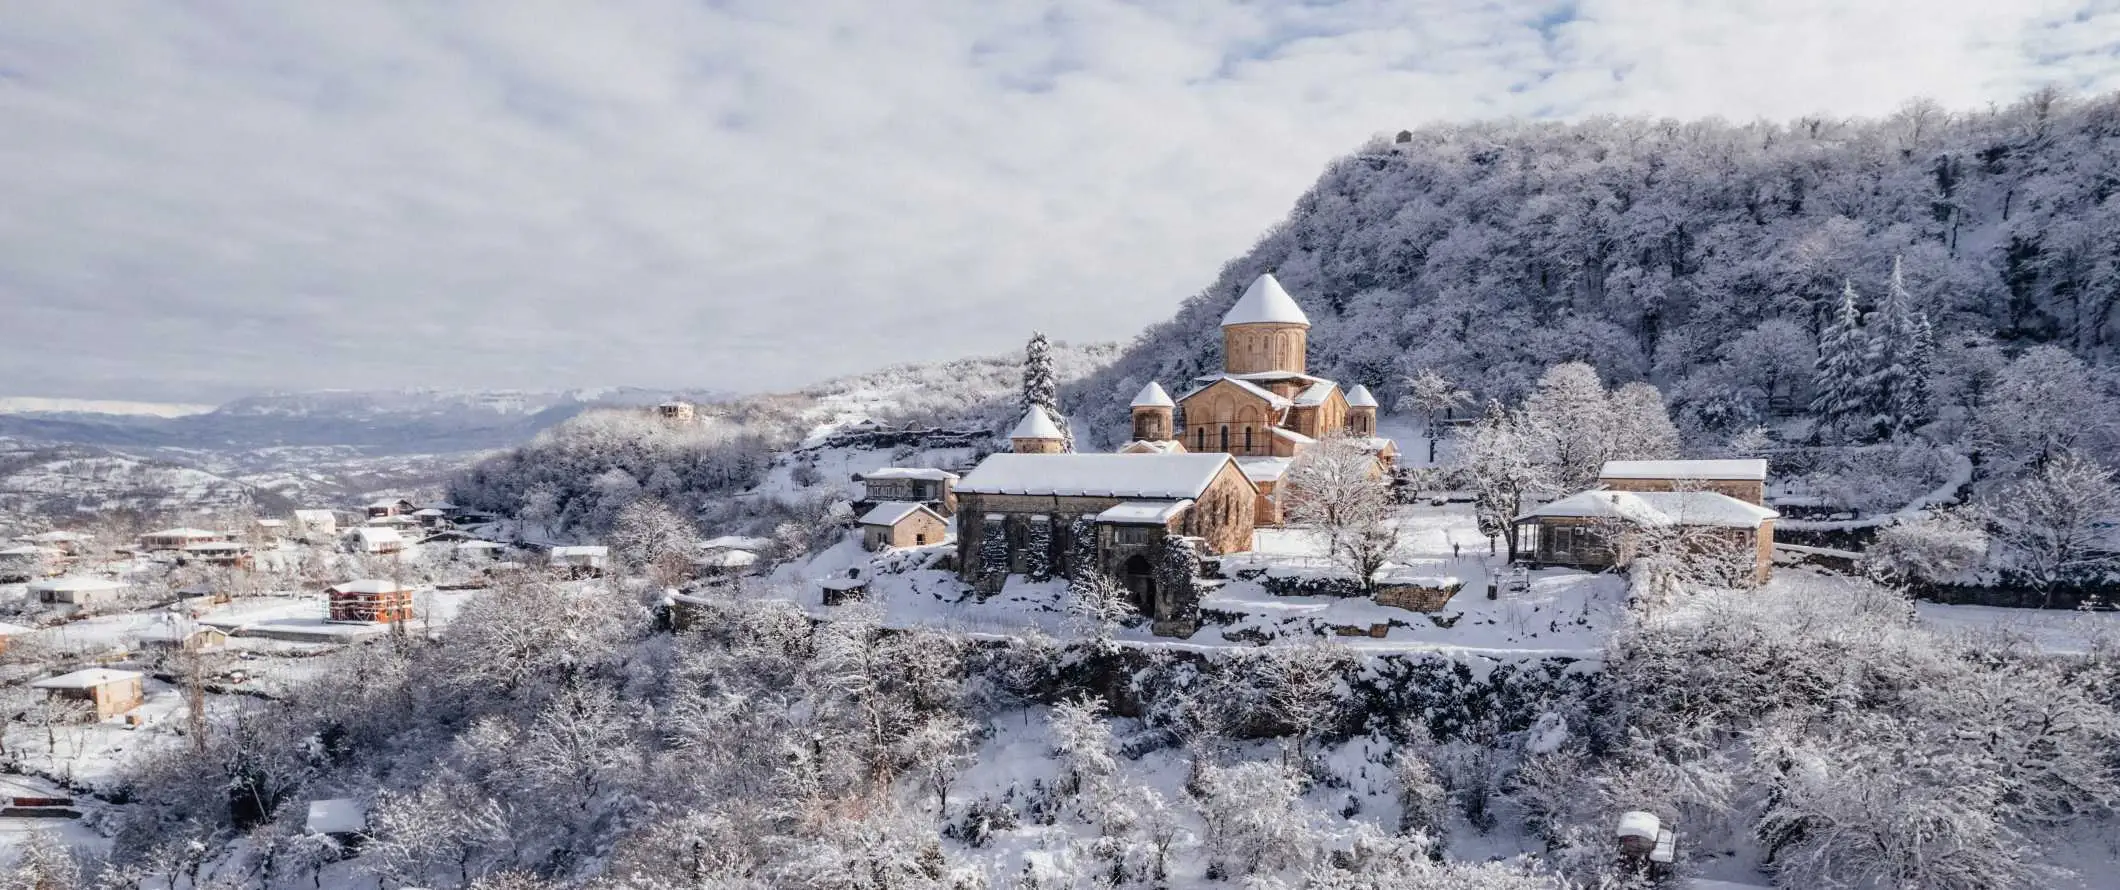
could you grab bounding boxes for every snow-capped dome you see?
[1345,384,1378,408]
[1009,406,1064,440]
[1221,273,1311,327]
[1130,382,1175,409]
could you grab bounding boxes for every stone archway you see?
[1122,553,1157,615]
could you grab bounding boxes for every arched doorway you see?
[1122,553,1157,615]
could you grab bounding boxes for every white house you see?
[291,509,339,538]
[549,545,609,576]
[28,576,130,605]
[351,526,405,555]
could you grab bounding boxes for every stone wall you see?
[1375,581,1464,613]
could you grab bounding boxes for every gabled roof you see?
[1008,406,1064,440]
[1118,439,1185,455]
[32,668,141,689]
[292,509,337,523]
[27,576,127,593]
[367,498,412,508]
[859,501,945,527]
[550,545,608,558]
[1292,380,1338,407]
[1096,500,1194,525]
[1598,459,1768,482]
[353,526,403,544]
[959,453,1245,499]
[1177,375,1292,409]
[1222,273,1311,327]
[1517,490,1779,528]
[856,467,960,482]
[1130,382,1175,408]
[1236,456,1295,483]
[701,535,772,551]
[1271,427,1316,445]
[1345,384,1378,408]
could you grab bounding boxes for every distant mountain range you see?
[0,388,731,455]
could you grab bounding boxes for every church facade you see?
[1123,273,1396,525]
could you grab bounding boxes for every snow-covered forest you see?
[1073,90,2120,452]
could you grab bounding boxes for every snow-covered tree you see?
[1983,450,2120,606]
[1811,279,1872,441]
[1282,431,1400,589]
[1974,345,2120,472]
[1399,367,1470,463]
[1022,331,1073,451]
[1462,401,1548,550]
[1861,255,1929,439]
[1866,507,1989,586]
[606,497,701,586]
[1065,571,1137,648]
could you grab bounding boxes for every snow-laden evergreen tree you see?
[1898,310,1939,434]
[1862,256,1927,439]
[1811,279,1871,441]
[1021,331,1073,451]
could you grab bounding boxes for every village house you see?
[351,526,405,556]
[954,449,1258,634]
[655,400,698,423]
[549,545,609,577]
[291,509,339,540]
[306,799,368,846]
[694,548,759,577]
[328,579,416,623]
[1511,489,1780,586]
[365,498,416,519]
[138,527,226,551]
[179,540,252,569]
[28,576,130,606]
[853,467,960,517]
[859,502,951,550]
[21,530,88,556]
[1123,273,1397,525]
[0,545,64,582]
[31,668,145,719]
[138,624,229,652]
[455,540,509,561]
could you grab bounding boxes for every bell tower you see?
[1130,382,1175,441]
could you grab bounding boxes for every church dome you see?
[1008,406,1064,440]
[1130,382,1175,408]
[1221,273,1311,327]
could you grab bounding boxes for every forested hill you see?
[1071,90,2120,448]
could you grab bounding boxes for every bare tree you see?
[1064,571,1137,648]
[1284,432,1400,589]
[1399,368,1470,464]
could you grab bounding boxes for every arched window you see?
[1243,426,1253,452]
[1219,425,1229,451]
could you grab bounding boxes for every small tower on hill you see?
[1345,385,1378,436]
[1130,382,1175,442]
[1009,406,1066,455]
[1221,273,1312,376]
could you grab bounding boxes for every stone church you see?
[1122,272,1398,524]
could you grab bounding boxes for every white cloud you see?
[1,0,2116,400]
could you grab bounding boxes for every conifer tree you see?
[1863,256,1924,438]
[1021,331,1073,451]
[1897,310,1938,435]
[1812,280,1870,441]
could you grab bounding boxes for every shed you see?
[31,668,145,719]
[694,548,759,576]
[138,625,229,652]
[820,576,869,606]
[306,798,368,838]
[549,545,609,576]
[858,502,950,551]
[28,576,129,605]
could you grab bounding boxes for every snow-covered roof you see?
[1130,382,1175,408]
[857,467,961,482]
[819,577,868,591]
[1118,439,1185,455]
[412,508,447,517]
[27,576,127,593]
[550,545,608,558]
[859,501,943,527]
[1598,459,1768,482]
[959,453,1241,499]
[701,535,772,551]
[353,527,403,545]
[1271,427,1316,445]
[138,625,221,643]
[255,518,286,527]
[367,498,410,509]
[1518,491,1779,528]
[292,509,336,523]
[1009,406,1065,440]
[0,622,38,636]
[1350,436,1397,454]
[1345,384,1378,408]
[696,549,759,568]
[1236,456,1294,483]
[1095,500,1193,525]
[1178,375,1292,409]
[330,579,412,594]
[31,668,141,690]
[181,541,245,552]
[306,799,367,835]
[1292,380,1338,407]
[1616,811,1660,841]
[455,540,508,551]
[0,544,56,558]
[1222,273,1311,327]
[142,527,220,539]
[25,531,86,543]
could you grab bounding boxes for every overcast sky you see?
[5,1,2120,403]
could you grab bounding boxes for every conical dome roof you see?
[1222,273,1311,327]
[1008,406,1064,440]
[1345,384,1378,408]
[1130,382,1175,408]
